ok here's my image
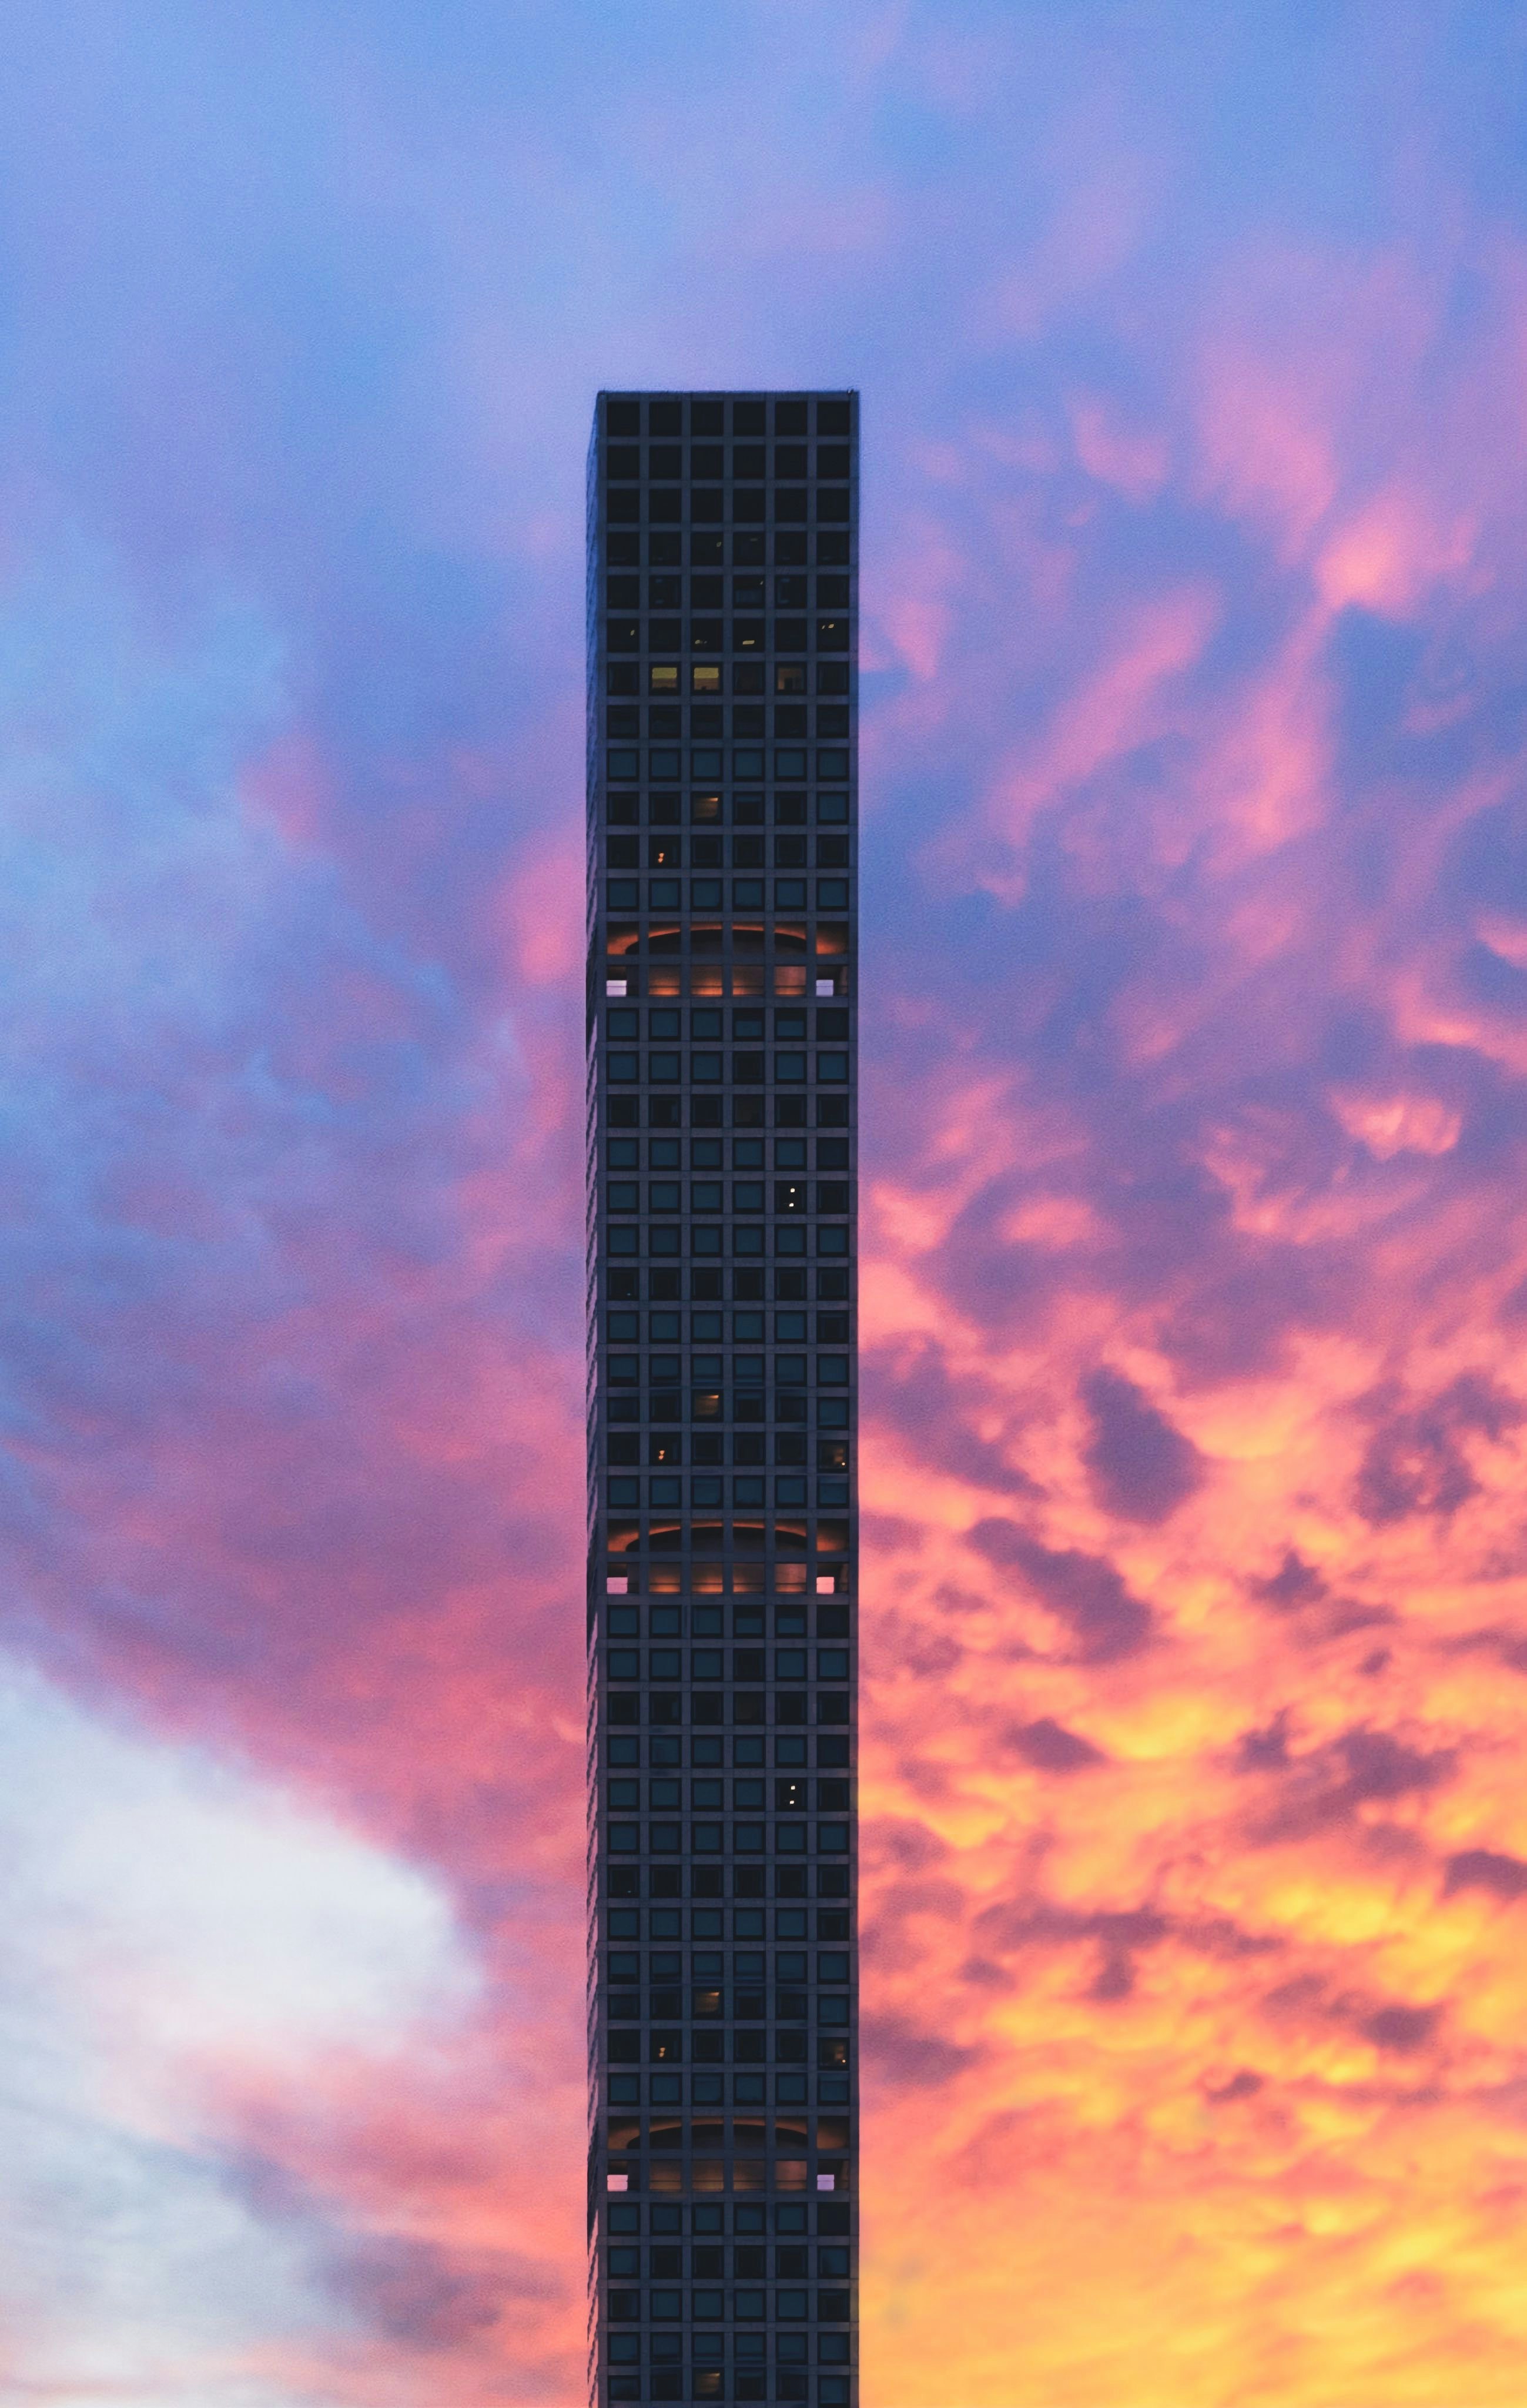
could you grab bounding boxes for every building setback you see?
[585,391,859,2408]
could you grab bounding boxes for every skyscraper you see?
[585,392,859,2408]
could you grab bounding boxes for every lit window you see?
[649,664,679,693]
[692,663,722,693]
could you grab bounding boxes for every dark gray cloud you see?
[967,1522,1155,1661]
[1444,1848,1527,1901]
[869,1337,1044,1500]
[861,2012,981,2089]
[1080,1368,1204,1523]
[1354,1376,1523,1527]
[324,2233,537,2348]
[1362,2002,1441,2054]
[1251,1554,1329,1612]
[1004,1717,1107,1773]
[1238,1723,1456,1842]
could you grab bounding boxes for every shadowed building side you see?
[585,390,859,2408]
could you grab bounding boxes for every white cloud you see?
[0,1655,478,2404]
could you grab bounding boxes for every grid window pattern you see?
[587,393,858,2408]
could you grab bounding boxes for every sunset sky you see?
[5,4,1527,2402]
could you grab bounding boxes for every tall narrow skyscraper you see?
[585,392,859,2408]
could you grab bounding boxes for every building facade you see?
[585,392,859,2408]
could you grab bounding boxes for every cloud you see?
[0,1655,507,2401]
[966,1522,1155,1661]
[1079,1366,1204,1523]
[1004,1717,1107,1772]
[1444,1849,1527,1902]
[1354,1376,1523,1527]
[6,4,1527,2403]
